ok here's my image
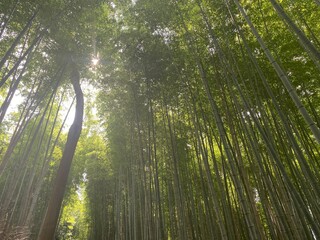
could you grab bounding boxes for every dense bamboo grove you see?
[0,0,319,239]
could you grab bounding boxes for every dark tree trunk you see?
[37,61,84,240]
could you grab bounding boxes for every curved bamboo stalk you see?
[37,60,84,240]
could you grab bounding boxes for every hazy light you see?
[92,57,99,66]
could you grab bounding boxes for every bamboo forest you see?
[0,0,320,239]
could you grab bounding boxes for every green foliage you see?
[57,187,88,240]
[1,0,320,239]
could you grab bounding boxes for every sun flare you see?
[92,57,99,66]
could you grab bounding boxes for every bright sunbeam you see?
[92,57,99,66]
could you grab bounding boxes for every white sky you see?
[5,79,97,133]
[8,91,24,114]
[63,79,98,130]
